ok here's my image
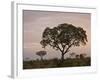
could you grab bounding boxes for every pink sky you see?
[23,10,91,60]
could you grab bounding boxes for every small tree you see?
[36,51,47,61]
[25,57,30,61]
[80,53,87,59]
[69,52,76,58]
[40,23,88,62]
[75,54,80,59]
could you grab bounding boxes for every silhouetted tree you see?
[75,54,80,59]
[80,53,87,59]
[25,57,30,61]
[40,23,88,62]
[36,51,47,61]
[69,52,76,58]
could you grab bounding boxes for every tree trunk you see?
[40,56,43,61]
[61,53,64,62]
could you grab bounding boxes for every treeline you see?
[23,55,90,69]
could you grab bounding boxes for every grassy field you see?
[23,57,91,69]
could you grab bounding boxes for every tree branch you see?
[56,44,63,53]
[64,44,72,54]
[64,39,76,54]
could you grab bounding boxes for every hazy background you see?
[23,10,91,61]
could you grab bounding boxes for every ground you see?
[23,57,91,69]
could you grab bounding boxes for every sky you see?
[23,10,91,61]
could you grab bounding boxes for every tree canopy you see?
[40,23,88,61]
[36,51,47,60]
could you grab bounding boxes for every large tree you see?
[40,23,88,62]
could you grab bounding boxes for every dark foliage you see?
[40,23,88,62]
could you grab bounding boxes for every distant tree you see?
[80,53,87,59]
[36,51,47,61]
[40,23,88,62]
[75,54,80,59]
[69,52,76,58]
[25,57,30,61]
